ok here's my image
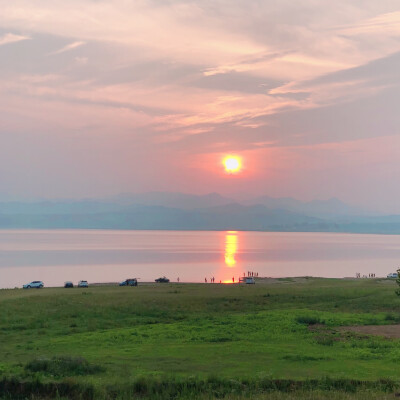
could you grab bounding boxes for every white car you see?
[387,273,398,279]
[23,281,44,289]
[78,280,89,288]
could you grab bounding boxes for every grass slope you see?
[1,278,400,398]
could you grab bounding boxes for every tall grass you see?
[0,376,398,400]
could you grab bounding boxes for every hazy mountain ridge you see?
[245,195,374,218]
[0,192,398,233]
[0,203,320,231]
[110,192,235,210]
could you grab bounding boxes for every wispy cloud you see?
[339,11,400,35]
[1,1,400,207]
[0,33,29,46]
[50,40,85,55]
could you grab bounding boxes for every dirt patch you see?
[339,324,400,339]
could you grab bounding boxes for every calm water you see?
[0,229,400,288]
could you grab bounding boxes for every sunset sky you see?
[1,1,400,212]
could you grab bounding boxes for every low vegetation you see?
[25,356,104,377]
[1,278,400,398]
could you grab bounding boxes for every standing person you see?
[205,278,207,283]
[232,276,235,283]
[177,277,180,283]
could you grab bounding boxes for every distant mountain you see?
[0,203,320,231]
[111,192,235,210]
[0,191,399,233]
[246,196,371,218]
[0,200,123,215]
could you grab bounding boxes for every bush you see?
[0,376,96,400]
[314,335,336,346]
[25,356,105,378]
[384,313,400,322]
[296,315,324,325]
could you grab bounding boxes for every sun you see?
[223,156,241,173]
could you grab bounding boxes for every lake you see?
[0,229,399,288]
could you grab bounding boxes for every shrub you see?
[314,335,336,346]
[25,356,105,378]
[395,269,400,296]
[296,315,324,325]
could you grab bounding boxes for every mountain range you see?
[0,192,399,234]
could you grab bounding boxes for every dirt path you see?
[340,324,400,338]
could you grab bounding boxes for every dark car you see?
[64,281,74,288]
[119,278,138,286]
[155,276,170,283]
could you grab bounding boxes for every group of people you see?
[355,272,376,278]
[203,273,260,283]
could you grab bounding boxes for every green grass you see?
[1,278,400,398]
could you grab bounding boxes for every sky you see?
[1,1,400,212]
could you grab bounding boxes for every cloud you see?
[0,33,29,46]
[339,11,400,35]
[50,40,85,55]
[1,1,400,208]
[74,56,88,65]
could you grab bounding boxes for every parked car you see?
[64,281,74,288]
[155,276,170,283]
[119,278,138,286]
[239,277,256,284]
[78,280,89,288]
[387,273,398,279]
[23,281,44,289]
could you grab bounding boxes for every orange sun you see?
[223,156,241,173]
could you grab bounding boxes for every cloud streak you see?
[50,40,85,55]
[0,32,29,46]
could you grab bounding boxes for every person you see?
[232,276,235,283]
[177,277,180,283]
[205,278,207,283]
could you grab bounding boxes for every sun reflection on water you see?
[224,231,238,267]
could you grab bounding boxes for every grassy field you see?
[1,278,400,399]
